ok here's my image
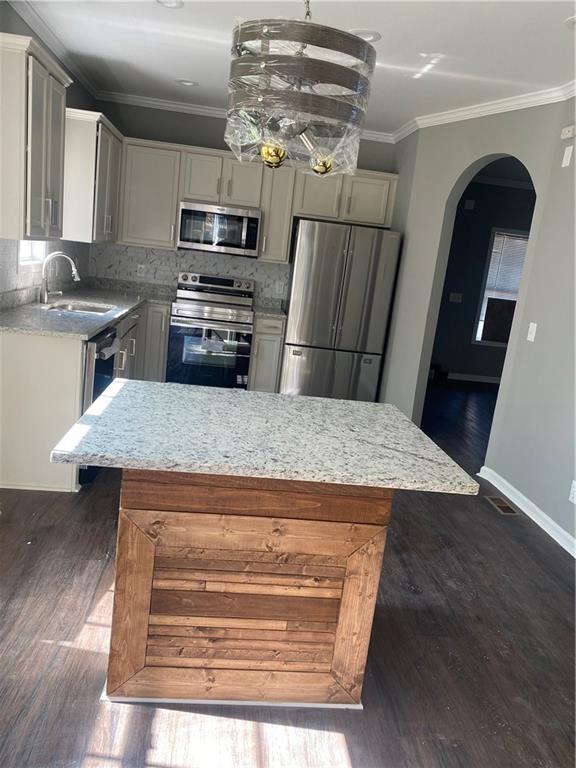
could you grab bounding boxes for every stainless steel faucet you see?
[40,251,81,304]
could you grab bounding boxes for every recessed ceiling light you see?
[349,29,381,43]
[156,0,184,8]
[176,78,199,87]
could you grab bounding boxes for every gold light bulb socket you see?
[260,143,287,168]
[310,155,333,175]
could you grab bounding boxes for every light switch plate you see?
[137,264,145,277]
[527,322,537,342]
[560,124,575,140]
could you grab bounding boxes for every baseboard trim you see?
[0,481,79,493]
[478,466,575,556]
[448,373,501,384]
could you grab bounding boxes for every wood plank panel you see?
[122,481,391,525]
[203,581,342,598]
[146,636,334,653]
[150,590,341,622]
[106,512,155,694]
[152,577,341,598]
[147,625,336,644]
[152,579,206,591]
[155,549,347,577]
[286,621,339,632]
[123,468,393,501]
[147,646,333,662]
[331,529,387,702]
[145,656,332,672]
[125,509,379,556]
[148,614,288,630]
[154,568,343,588]
[114,667,355,703]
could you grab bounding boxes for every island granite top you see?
[51,380,478,495]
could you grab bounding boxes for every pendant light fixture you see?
[224,0,376,176]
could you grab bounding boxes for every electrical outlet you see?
[526,322,537,342]
[560,124,575,140]
[569,480,576,505]
[137,264,145,277]
[273,280,285,298]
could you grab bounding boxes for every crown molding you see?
[359,129,395,145]
[392,80,576,143]
[97,90,228,119]
[7,0,99,96]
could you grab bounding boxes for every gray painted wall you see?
[431,180,536,380]
[380,99,575,539]
[95,101,397,172]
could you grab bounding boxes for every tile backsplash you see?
[0,239,90,310]
[89,244,291,304]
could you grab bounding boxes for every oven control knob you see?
[234,280,241,288]
[243,281,251,289]
[190,275,198,282]
[181,274,188,281]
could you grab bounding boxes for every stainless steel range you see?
[166,273,254,389]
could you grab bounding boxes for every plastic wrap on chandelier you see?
[224,19,376,176]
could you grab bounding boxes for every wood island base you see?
[107,469,393,706]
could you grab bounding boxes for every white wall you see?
[379,98,575,540]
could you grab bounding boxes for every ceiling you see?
[11,0,576,136]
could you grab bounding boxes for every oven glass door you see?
[179,208,259,255]
[166,319,252,388]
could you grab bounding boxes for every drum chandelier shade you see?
[224,5,376,176]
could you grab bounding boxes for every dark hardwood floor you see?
[0,456,573,766]
[421,380,499,476]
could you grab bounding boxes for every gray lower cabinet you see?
[138,302,170,382]
[248,315,286,393]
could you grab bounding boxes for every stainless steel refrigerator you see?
[280,219,401,401]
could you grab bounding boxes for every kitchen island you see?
[52,380,478,707]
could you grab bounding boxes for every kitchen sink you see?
[44,301,116,314]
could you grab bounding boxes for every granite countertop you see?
[52,380,479,494]
[254,304,286,320]
[0,290,146,340]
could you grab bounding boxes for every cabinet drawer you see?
[255,316,284,335]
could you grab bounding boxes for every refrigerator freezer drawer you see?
[280,346,381,402]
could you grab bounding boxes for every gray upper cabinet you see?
[293,169,397,226]
[182,152,222,202]
[63,110,123,243]
[120,143,180,249]
[0,35,71,240]
[292,172,343,220]
[220,158,263,207]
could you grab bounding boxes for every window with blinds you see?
[475,231,528,343]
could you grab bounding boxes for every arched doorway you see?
[420,156,536,475]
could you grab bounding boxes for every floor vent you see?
[485,496,518,515]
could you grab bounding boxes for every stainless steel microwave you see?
[177,202,261,258]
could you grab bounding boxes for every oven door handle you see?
[170,318,253,334]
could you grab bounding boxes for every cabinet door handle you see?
[117,350,127,372]
[227,179,232,198]
[161,314,166,334]
[170,224,175,241]
[51,199,59,226]
[336,192,342,214]
[216,177,221,196]
[46,198,53,227]
[262,234,267,254]
[129,338,136,356]
[346,195,352,214]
